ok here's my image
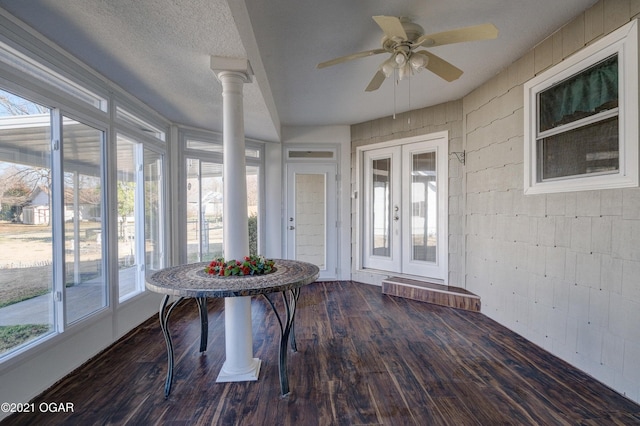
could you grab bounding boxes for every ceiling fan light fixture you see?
[394,51,407,66]
[317,16,497,91]
[398,63,411,80]
[381,57,396,77]
[409,52,428,71]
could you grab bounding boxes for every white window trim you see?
[524,19,639,194]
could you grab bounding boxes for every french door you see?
[362,135,448,282]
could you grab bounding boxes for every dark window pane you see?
[538,116,618,180]
[539,55,618,132]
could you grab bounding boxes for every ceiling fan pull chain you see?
[407,75,411,125]
[393,68,397,119]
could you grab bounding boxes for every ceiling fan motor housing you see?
[381,19,424,49]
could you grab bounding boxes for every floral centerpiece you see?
[205,255,275,277]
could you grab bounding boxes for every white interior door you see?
[286,163,337,280]
[362,135,448,282]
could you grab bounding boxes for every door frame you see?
[284,161,338,280]
[356,131,449,283]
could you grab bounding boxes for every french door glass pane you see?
[144,149,164,272]
[62,117,106,323]
[294,173,325,267]
[372,158,391,257]
[411,151,437,263]
[116,135,140,301]
[0,90,54,356]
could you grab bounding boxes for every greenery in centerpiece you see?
[205,255,275,277]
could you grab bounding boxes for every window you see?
[0,41,107,112]
[116,134,143,301]
[185,159,223,263]
[117,135,166,302]
[184,159,261,262]
[116,107,165,142]
[0,19,168,365]
[0,89,108,359]
[61,116,107,323]
[144,148,164,273]
[524,20,639,194]
[183,133,264,264]
[0,90,55,356]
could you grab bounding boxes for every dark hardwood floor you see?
[4,281,640,425]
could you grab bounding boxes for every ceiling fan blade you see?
[365,70,387,92]
[317,48,386,69]
[372,15,408,40]
[413,23,498,48]
[420,50,464,82]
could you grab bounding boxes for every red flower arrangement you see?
[205,255,275,277]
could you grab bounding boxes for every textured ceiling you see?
[0,0,599,142]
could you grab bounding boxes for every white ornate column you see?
[211,57,261,382]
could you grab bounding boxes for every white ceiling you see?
[0,0,598,142]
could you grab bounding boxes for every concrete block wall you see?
[351,100,465,286]
[463,0,640,403]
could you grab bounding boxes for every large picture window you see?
[0,90,55,356]
[524,20,639,194]
[0,74,167,361]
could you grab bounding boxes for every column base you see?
[216,358,261,383]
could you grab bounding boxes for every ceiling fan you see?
[317,16,498,91]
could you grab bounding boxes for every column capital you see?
[210,56,253,83]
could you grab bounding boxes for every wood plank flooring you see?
[4,281,640,425]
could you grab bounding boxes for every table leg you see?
[159,294,185,398]
[262,287,301,396]
[196,297,208,352]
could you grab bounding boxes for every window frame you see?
[179,129,266,265]
[524,19,639,194]
[0,30,170,365]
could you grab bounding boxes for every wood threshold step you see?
[382,277,481,312]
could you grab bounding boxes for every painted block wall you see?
[463,0,640,403]
[351,0,640,404]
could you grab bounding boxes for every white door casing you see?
[360,132,448,282]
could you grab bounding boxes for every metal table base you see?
[158,287,302,397]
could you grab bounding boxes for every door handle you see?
[289,225,295,230]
